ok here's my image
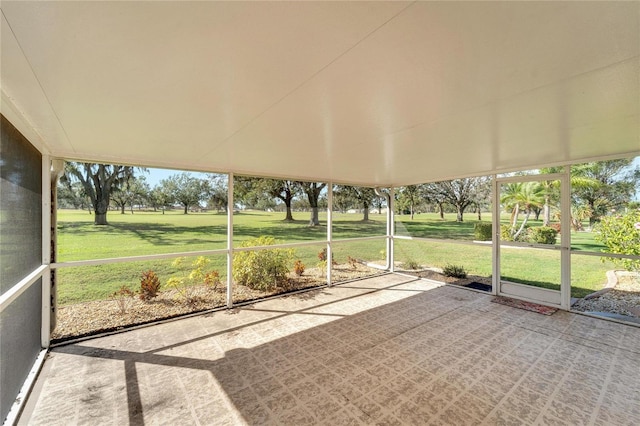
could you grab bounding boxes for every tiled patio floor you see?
[19,274,640,425]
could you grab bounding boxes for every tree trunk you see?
[438,203,444,219]
[183,205,188,214]
[120,204,125,214]
[410,205,414,220]
[542,198,551,226]
[456,205,464,222]
[513,211,531,239]
[309,207,320,226]
[94,195,110,225]
[511,204,520,228]
[362,203,369,221]
[477,206,481,221]
[284,203,294,221]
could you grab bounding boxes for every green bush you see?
[500,224,529,242]
[474,222,492,241]
[233,236,294,291]
[167,256,218,305]
[528,226,558,245]
[443,264,467,278]
[500,224,515,241]
[595,211,640,272]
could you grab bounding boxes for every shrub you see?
[169,256,219,305]
[139,270,161,301]
[347,255,358,269]
[317,260,327,277]
[548,223,561,234]
[474,222,492,241]
[402,259,420,270]
[204,270,222,290]
[595,211,640,272]
[528,226,558,245]
[318,248,327,261]
[294,259,305,276]
[111,285,135,314]
[500,224,528,242]
[233,236,294,291]
[318,248,336,264]
[443,264,467,278]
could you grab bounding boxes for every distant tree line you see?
[58,159,639,226]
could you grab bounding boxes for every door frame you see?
[492,171,571,310]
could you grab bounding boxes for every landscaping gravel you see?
[572,272,640,318]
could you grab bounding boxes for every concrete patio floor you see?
[18,274,640,425]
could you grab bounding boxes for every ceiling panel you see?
[1,1,638,185]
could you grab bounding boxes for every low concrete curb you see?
[583,270,619,300]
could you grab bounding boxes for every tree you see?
[470,176,492,221]
[57,180,90,210]
[422,184,447,219]
[150,185,172,214]
[110,184,131,214]
[500,181,545,240]
[207,174,228,212]
[234,177,298,220]
[571,159,639,226]
[62,162,140,225]
[297,182,326,226]
[595,211,640,272]
[128,176,150,212]
[430,178,483,222]
[397,185,422,220]
[371,196,385,214]
[110,175,149,214]
[332,187,354,213]
[334,185,377,221]
[161,173,209,214]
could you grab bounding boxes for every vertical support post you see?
[560,170,571,310]
[41,155,51,348]
[491,175,499,296]
[49,159,64,333]
[326,183,333,286]
[226,173,234,309]
[388,187,395,272]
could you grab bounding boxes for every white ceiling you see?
[1,1,639,186]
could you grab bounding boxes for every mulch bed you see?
[52,264,383,342]
[401,268,493,290]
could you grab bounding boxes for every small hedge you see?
[443,264,467,278]
[528,226,558,245]
[232,236,293,291]
[474,222,492,241]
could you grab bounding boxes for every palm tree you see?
[500,181,545,240]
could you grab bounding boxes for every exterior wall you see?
[0,114,43,422]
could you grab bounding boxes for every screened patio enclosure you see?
[1,1,639,424]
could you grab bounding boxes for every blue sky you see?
[144,155,639,191]
[144,168,208,187]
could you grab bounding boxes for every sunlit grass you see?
[56,209,614,304]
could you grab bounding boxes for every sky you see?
[144,168,208,187]
[144,156,639,198]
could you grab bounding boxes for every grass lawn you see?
[56,209,615,304]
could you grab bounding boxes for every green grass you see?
[56,209,615,304]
